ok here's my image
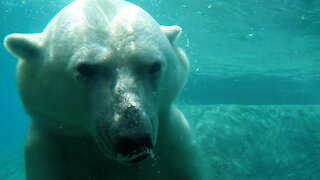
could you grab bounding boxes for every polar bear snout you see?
[109,111,155,163]
[113,133,154,163]
[91,73,158,163]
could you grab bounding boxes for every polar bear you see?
[4,0,205,179]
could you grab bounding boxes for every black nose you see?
[114,133,153,156]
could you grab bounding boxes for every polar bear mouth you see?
[117,147,154,164]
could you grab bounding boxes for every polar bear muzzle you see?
[109,105,155,164]
[93,99,156,164]
[95,105,156,164]
[113,132,154,164]
[92,71,157,164]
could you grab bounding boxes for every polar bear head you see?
[4,0,189,164]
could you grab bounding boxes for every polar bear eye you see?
[149,62,162,75]
[76,63,96,78]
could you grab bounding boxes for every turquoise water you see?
[1,0,320,179]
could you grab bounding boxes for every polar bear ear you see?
[4,33,42,60]
[160,26,182,44]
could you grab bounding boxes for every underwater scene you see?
[1,0,320,179]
